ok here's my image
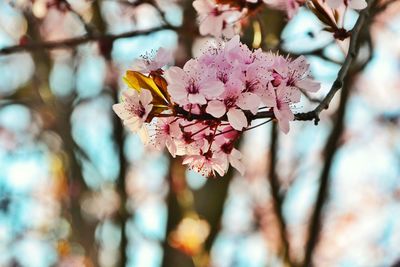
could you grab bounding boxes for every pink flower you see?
[113,89,153,143]
[224,35,255,66]
[264,0,305,18]
[135,47,173,73]
[269,55,319,101]
[325,0,367,9]
[206,78,261,130]
[152,118,182,157]
[214,136,245,175]
[113,35,322,177]
[286,56,320,93]
[165,59,224,105]
[264,84,295,134]
[193,0,242,37]
[183,151,227,177]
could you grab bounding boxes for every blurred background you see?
[0,0,400,266]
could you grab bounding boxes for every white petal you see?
[166,138,177,158]
[113,103,130,120]
[206,100,226,118]
[125,117,141,132]
[213,163,227,177]
[227,109,248,130]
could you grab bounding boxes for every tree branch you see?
[301,1,377,266]
[0,25,176,56]
[295,1,375,125]
[301,69,353,267]
[268,122,293,266]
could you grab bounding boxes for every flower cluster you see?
[193,0,260,38]
[193,0,367,37]
[113,36,320,177]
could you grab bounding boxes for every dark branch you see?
[0,25,176,55]
[301,68,353,267]
[293,0,376,124]
[301,1,377,266]
[268,122,293,266]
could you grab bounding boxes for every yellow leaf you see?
[124,70,168,104]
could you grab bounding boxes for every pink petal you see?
[259,84,276,106]
[140,89,153,106]
[201,80,225,98]
[155,48,173,66]
[165,66,186,84]
[188,93,207,105]
[193,0,214,13]
[326,0,341,9]
[168,84,188,102]
[206,100,226,118]
[296,78,320,92]
[349,0,367,9]
[277,118,290,134]
[200,16,223,37]
[227,108,248,130]
[274,106,294,134]
[237,92,261,114]
[224,35,241,53]
[229,149,245,175]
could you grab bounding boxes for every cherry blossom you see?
[264,0,305,19]
[165,59,224,105]
[325,0,367,9]
[114,39,320,177]
[193,0,242,37]
[134,47,173,73]
[152,117,182,157]
[183,152,227,177]
[214,136,245,175]
[113,89,153,143]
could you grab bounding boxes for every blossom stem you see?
[189,125,211,137]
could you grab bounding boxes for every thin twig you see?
[300,88,322,104]
[296,1,375,124]
[301,1,377,266]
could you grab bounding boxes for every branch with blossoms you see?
[193,0,367,39]
[113,36,321,177]
[112,0,377,177]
